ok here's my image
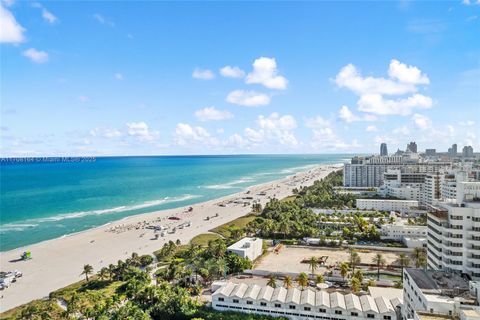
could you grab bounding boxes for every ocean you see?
[0,155,346,251]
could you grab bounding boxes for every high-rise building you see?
[448,143,458,157]
[380,143,388,156]
[463,145,474,158]
[406,141,417,153]
[426,180,480,279]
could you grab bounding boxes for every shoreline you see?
[0,163,342,312]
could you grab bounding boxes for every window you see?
[305,307,311,311]
[384,316,391,320]
[247,301,253,305]
[233,299,239,303]
[218,297,224,302]
[335,310,342,315]
[275,304,281,308]
[289,305,296,310]
[351,312,359,316]
[367,314,375,318]
[319,308,326,313]
[260,302,267,306]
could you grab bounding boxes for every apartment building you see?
[212,282,400,320]
[227,237,263,261]
[426,181,480,279]
[380,220,427,248]
[356,199,419,213]
[402,268,477,320]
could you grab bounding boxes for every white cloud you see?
[412,113,432,130]
[22,48,48,63]
[334,63,415,96]
[388,59,429,85]
[226,90,270,107]
[357,93,432,116]
[459,120,475,127]
[334,59,432,116]
[114,73,124,80]
[462,0,480,5]
[93,13,114,27]
[32,3,58,24]
[90,128,122,138]
[310,127,361,151]
[78,95,90,102]
[393,126,410,135]
[194,106,233,122]
[245,57,288,90]
[304,116,331,128]
[0,3,25,44]
[220,66,245,78]
[192,68,215,80]
[366,125,378,132]
[174,123,218,146]
[338,105,377,122]
[126,122,159,142]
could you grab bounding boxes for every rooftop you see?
[213,282,400,313]
[227,237,261,250]
[405,268,470,295]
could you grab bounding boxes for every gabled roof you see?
[330,292,346,309]
[360,295,379,313]
[271,287,288,303]
[374,296,395,314]
[315,290,330,308]
[286,287,301,304]
[215,282,236,296]
[258,285,274,301]
[231,283,249,298]
[300,289,316,306]
[344,293,362,311]
[244,284,261,300]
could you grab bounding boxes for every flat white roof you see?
[227,237,261,251]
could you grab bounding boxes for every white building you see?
[426,182,480,279]
[227,237,263,261]
[402,268,478,320]
[212,282,400,320]
[380,220,427,248]
[356,199,419,213]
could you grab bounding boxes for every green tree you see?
[81,264,94,282]
[283,275,293,288]
[349,248,361,273]
[297,272,309,290]
[413,248,427,268]
[398,253,410,273]
[315,274,324,284]
[372,253,386,280]
[340,262,349,281]
[267,274,277,288]
[351,277,361,292]
[308,256,319,277]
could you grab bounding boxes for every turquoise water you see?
[0,155,346,251]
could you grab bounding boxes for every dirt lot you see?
[254,246,401,274]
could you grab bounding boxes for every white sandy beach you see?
[0,164,341,312]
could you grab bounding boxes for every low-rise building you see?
[212,282,400,320]
[356,199,419,213]
[380,220,427,248]
[227,237,263,261]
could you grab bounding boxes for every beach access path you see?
[0,164,341,312]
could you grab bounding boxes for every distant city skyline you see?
[1,1,479,156]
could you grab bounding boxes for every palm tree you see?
[99,267,109,281]
[398,253,410,274]
[353,269,363,283]
[339,262,349,281]
[350,277,361,292]
[372,253,386,280]
[297,272,308,290]
[81,264,94,282]
[308,256,319,277]
[283,275,293,288]
[413,248,427,268]
[315,274,324,284]
[267,274,277,288]
[278,219,291,239]
[349,248,361,273]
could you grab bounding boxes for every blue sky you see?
[1,0,479,156]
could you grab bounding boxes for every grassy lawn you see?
[190,233,222,246]
[210,214,257,238]
[281,195,297,202]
